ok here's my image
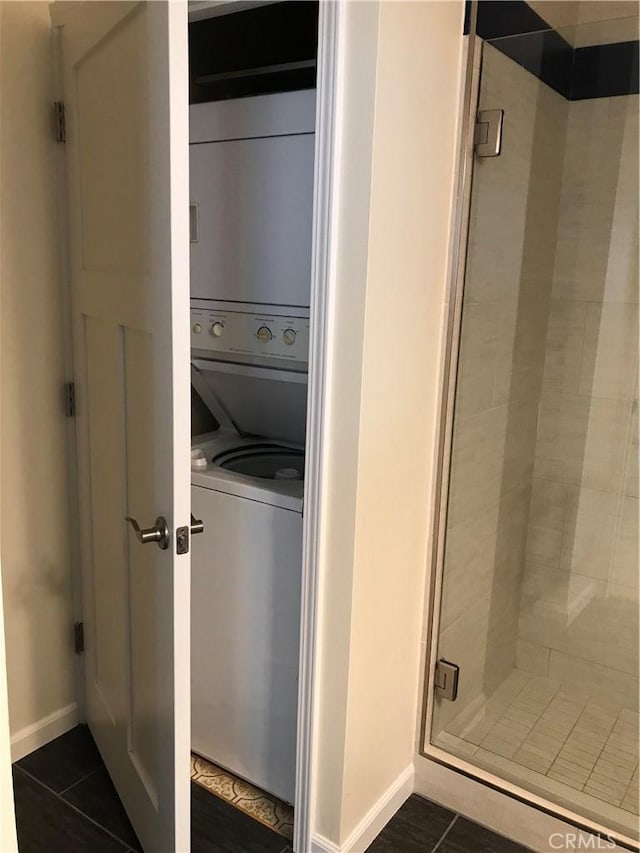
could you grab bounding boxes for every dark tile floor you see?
[365,795,533,853]
[13,726,532,853]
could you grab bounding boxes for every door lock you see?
[175,515,204,556]
[125,515,170,550]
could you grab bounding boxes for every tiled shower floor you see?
[434,670,640,841]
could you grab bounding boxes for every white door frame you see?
[293,0,338,849]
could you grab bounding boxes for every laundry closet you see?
[188,0,319,808]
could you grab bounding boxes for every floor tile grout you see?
[14,764,132,851]
[430,813,458,853]
[59,766,102,796]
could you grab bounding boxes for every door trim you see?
[295,1,340,850]
[51,20,86,728]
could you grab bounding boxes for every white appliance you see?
[190,90,316,307]
[190,300,309,804]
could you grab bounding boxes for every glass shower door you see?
[427,17,639,844]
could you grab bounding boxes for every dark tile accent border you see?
[494,27,572,99]
[571,40,640,100]
[466,0,549,41]
[464,0,639,100]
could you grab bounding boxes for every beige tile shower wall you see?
[435,46,568,731]
[518,94,640,693]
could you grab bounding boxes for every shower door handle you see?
[125,515,170,550]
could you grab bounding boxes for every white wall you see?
[0,1,77,759]
[312,2,464,848]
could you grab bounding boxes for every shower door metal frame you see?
[418,11,481,758]
[418,9,637,850]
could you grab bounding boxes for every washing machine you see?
[190,300,309,804]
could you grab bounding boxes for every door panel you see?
[53,2,190,849]
[75,6,150,276]
[124,327,158,802]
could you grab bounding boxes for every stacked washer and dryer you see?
[189,89,316,804]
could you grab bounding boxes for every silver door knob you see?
[125,516,170,550]
[191,514,204,535]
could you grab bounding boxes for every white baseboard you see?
[10,702,78,762]
[311,836,341,853]
[311,764,415,853]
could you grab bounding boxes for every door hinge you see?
[54,101,66,143]
[64,382,76,417]
[474,109,503,157]
[434,659,459,701]
[74,622,84,654]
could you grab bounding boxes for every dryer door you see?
[190,130,315,306]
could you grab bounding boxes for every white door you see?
[51,2,191,851]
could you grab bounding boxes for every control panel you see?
[190,305,310,365]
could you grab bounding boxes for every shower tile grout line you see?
[455,670,537,747]
[580,705,633,806]
[452,673,640,814]
[479,672,563,759]
[14,764,132,850]
[542,687,594,781]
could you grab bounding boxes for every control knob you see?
[192,323,202,335]
[210,322,224,338]
[283,329,296,346]
[256,326,272,343]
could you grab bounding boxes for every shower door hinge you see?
[434,659,459,701]
[74,622,84,654]
[64,382,76,417]
[474,109,503,157]
[53,101,66,143]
